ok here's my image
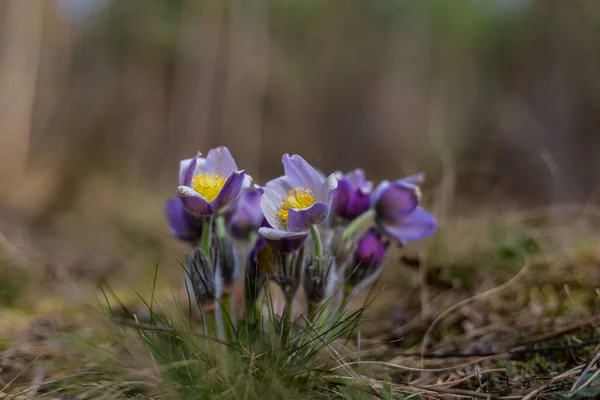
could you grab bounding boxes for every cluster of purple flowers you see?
[166,146,437,320]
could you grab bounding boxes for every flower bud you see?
[345,228,389,295]
[303,255,336,305]
[186,246,216,311]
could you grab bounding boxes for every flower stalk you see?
[310,226,322,259]
[342,209,375,240]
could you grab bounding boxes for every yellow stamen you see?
[277,187,317,224]
[191,173,227,202]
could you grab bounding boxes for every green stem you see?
[280,292,295,347]
[202,216,213,255]
[311,225,322,259]
[342,209,375,240]
[248,231,258,245]
[215,215,226,239]
[202,309,217,337]
[218,294,232,341]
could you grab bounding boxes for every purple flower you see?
[164,197,204,242]
[332,169,373,219]
[178,147,252,216]
[225,186,264,240]
[258,154,338,248]
[371,173,437,244]
[346,228,389,291]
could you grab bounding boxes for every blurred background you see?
[1,0,600,302]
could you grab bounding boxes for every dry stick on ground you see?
[567,351,600,397]
[521,364,585,400]
[6,372,100,399]
[419,256,531,374]
[517,314,600,346]
[393,336,600,359]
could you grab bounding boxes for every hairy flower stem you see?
[202,309,218,337]
[215,215,231,340]
[311,225,323,258]
[336,290,352,322]
[215,215,226,239]
[217,294,233,341]
[342,209,375,240]
[202,216,213,255]
[280,292,295,347]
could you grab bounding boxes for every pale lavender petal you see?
[260,176,295,231]
[378,207,437,243]
[287,202,329,232]
[324,173,338,204]
[242,173,253,189]
[179,157,194,186]
[211,170,246,212]
[178,186,214,216]
[282,154,326,200]
[401,172,425,185]
[258,227,308,252]
[204,147,238,177]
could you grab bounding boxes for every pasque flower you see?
[178,147,252,216]
[371,173,437,244]
[225,187,264,240]
[165,197,204,242]
[332,169,372,219]
[258,154,338,247]
[345,228,389,294]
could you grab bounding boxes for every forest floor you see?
[1,181,600,399]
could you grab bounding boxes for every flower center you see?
[191,173,226,202]
[277,187,317,224]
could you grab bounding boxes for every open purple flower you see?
[258,154,338,249]
[371,173,437,244]
[225,186,264,240]
[332,169,373,219]
[178,147,252,216]
[165,197,204,242]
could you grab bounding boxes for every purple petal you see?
[226,187,264,239]
[258,227,308,252]
[378,207,437,243]
[178,186,214,216]
[345,169,367,187]
[165,197,193,240]
[287,202,329,232]
[165,197,204,241]
[211,170,246,212]
[346,190,371,219]
[373,180,420,221]
[332,179,352,216]
[260,176,295,231]
[182,154,199,187]
[282,154,326,201]
[204,147,238,177]
[332,178,371,219]
[354,228,389,266]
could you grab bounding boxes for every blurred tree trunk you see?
[0,0,46,178]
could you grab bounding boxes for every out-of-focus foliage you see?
[2,0,600,224]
